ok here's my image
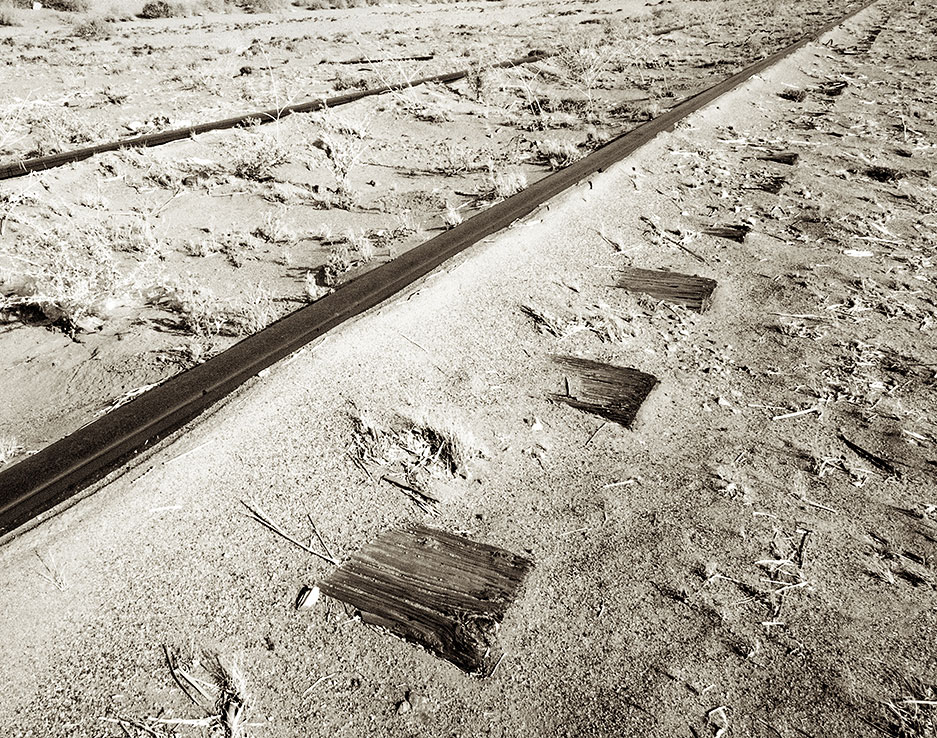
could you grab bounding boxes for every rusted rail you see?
[0,51,547,181]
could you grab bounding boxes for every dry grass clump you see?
[521,302,636,343]
[882,675,937,738]
[305,108,371,206]
[331,69,374,92]
[442,203,463,229]
[239,0,289,11]
[553,36,620,121]
[479,168,527,202]
[0,435,23,466]
[0,216,162,333]
[534,138,580,169]
[108,149,227,191]
[351,409,486,499]
[230,130,290,182]
[304,0,383,8]
[251,210,296,245]
[149,280,276,338]
[317,228,375,286]
[26,107,107,157]
[0,4,21,25]
[139,0,186,17]
[44,0,89,11]
[72,15,112,38]
[185,228,261,268]
[161,646,251,738]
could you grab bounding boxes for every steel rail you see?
[0,51,547,181]
[0,0,880,537]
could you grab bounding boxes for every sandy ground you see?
[3,0,937,736]
[0,0,857,458]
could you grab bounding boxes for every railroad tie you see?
[617,267,718,313]
[551,356,658,428]
[316,524,532,677]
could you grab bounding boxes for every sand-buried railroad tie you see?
[0,0,882,539]
[553,356,658,428]
[703,224,751,243]
[759,151,800,166]
[316,524,533,677]
[749,174,787,194]
[617,267,717,312]
[0,51,547,181]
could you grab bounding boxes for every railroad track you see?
[0,51,547,181]
[0,0,882,539]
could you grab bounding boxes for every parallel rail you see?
[0,51,547,180]
[0,0,879,537]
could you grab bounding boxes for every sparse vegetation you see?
[161,647,251,738]
[305,108,371,207]
[521,302,637,343]
[882,675,937,738]
[43,0,89,11]
[25,108,107,157]
[318,228,376,286]
[0,216,161,333]
[241,0,289,12]
[0,4,20,25]
[534,138,580,169]
[0,435,23,466]
[72,15,113,39]
[479,168,527,201]
[554,36,621,122]
[138,0,185,18]
[149,279,277,338]
[231,129,290,182]
[442,203,463,229]
[351,408,486,497]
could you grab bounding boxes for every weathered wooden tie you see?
[703,224,751,243]
[317,524,532,677]
[552,356,658,427]
[753,174,787,194]
[617,267,717,312]
[759,151,800,165]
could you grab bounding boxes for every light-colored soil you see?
[3,0,937,736]
[0,0,858,457]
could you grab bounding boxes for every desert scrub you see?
[0,435,23,467]
[184,227,260,267]
[0,3,20,25]
[331,70,373,92]
[553,36,620,122]
[26,108,107,157]
[252,210,296,245]
[238,0,289,11]
[72,15,113,39]
[0,220,156,333]
[442,203,462,229]
[138,0,186,18]
[44,0,89,11]
[534,138,580,169]
[149,280,277,338]
[318,228,375,286]
[109,149,227,190]
[230,129,290,182]
[479,168,527,201]
[305,109,371,206]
